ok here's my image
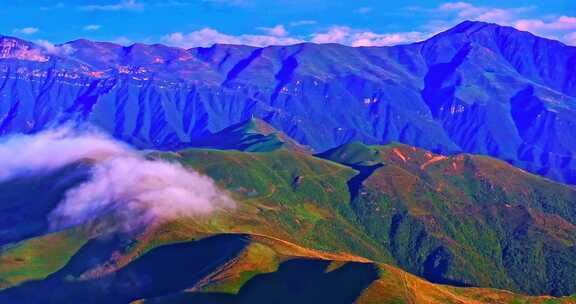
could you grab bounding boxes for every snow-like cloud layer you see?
[311,26,427,47]
[162,27,303,48]
[0,127,234,231]
[161,25,426,48]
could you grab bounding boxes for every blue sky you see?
[2,0,575,48]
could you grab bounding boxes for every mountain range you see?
[0,20,575,184]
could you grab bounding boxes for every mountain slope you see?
[320,142,576,295]
[0,21,576,183]
[3,144,576,297]
[160,145,576,296]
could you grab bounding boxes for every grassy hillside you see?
[2,143,576,301]
[170,145,576,296]
[189,118,313,153]
[320,142,576,295]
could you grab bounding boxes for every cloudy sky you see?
[2,0,575,48]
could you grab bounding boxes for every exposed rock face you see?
[1,21,576,182]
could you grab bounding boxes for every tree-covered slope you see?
[320,142,576,295]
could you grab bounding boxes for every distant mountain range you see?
[1,20,576,184]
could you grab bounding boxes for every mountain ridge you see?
[3,141,576,298]
[5,20,575,55]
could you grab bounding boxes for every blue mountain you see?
[0,20,575,183]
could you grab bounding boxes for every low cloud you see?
[515,16,576,32]
[258,25,288,37]
[0,127,234,231]
[111,36,133,46]
[162,27,303,48]
[311,26,426,47]
[36,40,76,56]
[161,25,425,48]
[565,32,576,45]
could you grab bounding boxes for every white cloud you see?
[437,2,533,24]
[161,27,303,48]
[310,26,350,44]
[80,0,143,11]
[13,27,39,35]
[564,32,576,45]
[290,20,317,27]
[0,126,234,232]
[112,36,133,45]
[36,40,76,56]
[311,26,426,46]
[161,25,427,48]
[515,16,576,32]
[83,24,102,31]
[438,2,472,11]
[355,7,372,14]
[351,31,427,47]
[258,25,288,37]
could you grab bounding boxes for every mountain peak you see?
[448,20,493,33]
[189,118,313,153]
[436,19,572,47]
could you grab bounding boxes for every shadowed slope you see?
[0,234,250,303]
[2,230,572,304]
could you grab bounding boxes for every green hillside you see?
[170,144,576,296]
[190,118,313,153]
[2,143,576,301]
